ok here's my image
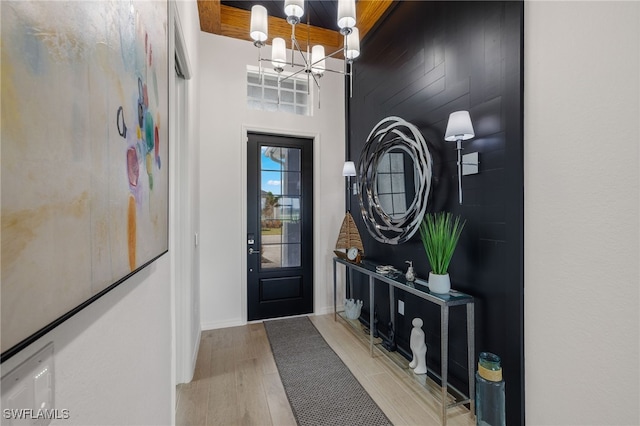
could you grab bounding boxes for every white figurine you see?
[409,317,427,375]
[344,298,363,320]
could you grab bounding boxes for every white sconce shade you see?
[345,28,360,60]
[444,110,476,205]
[271,37,287,70]
[342,161,357,177]
[311,45,326,75]
[284,0,304,20]
[337,0,357,32]
[444,111,475,141]
[250,5,268,43]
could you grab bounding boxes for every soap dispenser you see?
[405,261,416,282]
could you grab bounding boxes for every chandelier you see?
[249,0,360,107]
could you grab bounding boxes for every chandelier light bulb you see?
[284,0,304,24]
[345,27,360,60]
[271,37,287,72]
[337,0,356,33]
[311,45,326,75]
[250,5,268,44]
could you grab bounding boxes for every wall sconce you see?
[342,161,357,210]
[444,111,479,204]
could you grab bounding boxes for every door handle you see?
[248,248,260,255]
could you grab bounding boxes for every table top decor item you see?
[419,212,465,294]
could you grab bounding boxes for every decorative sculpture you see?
[405,260,416,282]
[344,298,363,319]
[334,212,364,263]
[373,309,379,338]
[409,318,427,375]
[382,320,397,352]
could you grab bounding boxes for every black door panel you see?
[247,133,313,320]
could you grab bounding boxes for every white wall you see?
[198,32,346,329]
[0,257,172,426]
[525,2,639,424]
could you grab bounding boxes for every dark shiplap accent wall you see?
[347,1,524,424]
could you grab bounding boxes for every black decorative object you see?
[373,308,379,338]
[382,321,397,352]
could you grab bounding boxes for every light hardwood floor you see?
[176,314,474,426]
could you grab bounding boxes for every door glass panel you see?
[261,146,303,269]
[282,244,301,267]
[282,220,301,243]
[276,197,300,220]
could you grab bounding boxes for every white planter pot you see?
[428,272,451,294]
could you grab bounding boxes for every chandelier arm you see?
[309,69,320,88]
[278,66,310,83]
[318,68,347,76]
[259,58,345,76]
[349,61,353,97]
[323,46,346,60]
[258,47,263,84]
[290,24,296,68]
[290,37,311,70]
[306,40,311,95]
[276,67,321,92]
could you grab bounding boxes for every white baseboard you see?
[201,318,246,331]
[201,309,344,330]
[189,329,201,382]
[315,305,343,315]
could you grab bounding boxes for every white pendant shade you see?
[345,28,360,60]
[337,0,357,31]
[444,111,475,141]
[250,5,268,43]
[271,37,287,69]
[342,161,357,177]
[284,0,304,19]
[311,45,326,75]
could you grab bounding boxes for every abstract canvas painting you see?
[1,1,169,357]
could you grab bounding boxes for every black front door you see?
[247,133,313,321]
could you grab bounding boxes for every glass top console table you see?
[332,257,475,426]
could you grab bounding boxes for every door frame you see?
[169,0,197,389]
[240,125,321,322]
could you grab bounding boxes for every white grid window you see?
[247,67,310,116]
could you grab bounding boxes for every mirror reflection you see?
[375,147,417,220]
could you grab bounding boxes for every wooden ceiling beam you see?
[196,1,393,59]
[218,5,343,54]
[357,0,394,40]
[197,0,221,34]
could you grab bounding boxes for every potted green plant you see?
[419,212,466,294]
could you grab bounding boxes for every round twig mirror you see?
[357,116,433,244]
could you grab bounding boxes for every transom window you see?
[247,67,310,116]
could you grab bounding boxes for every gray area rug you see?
[264,316,392,426]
